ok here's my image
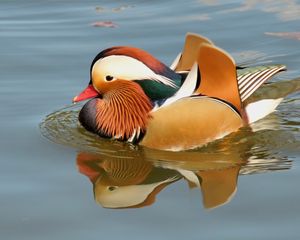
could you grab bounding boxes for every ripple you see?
[40,104,133,155]
[40,101,297,175]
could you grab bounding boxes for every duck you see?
[73,33,298,151]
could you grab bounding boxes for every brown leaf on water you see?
[91,21,118,28]
[95,6,106,13]
[112,5,133,12]
[265,32,300,41]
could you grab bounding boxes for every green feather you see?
[135,78,182,101]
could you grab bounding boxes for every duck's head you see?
[73,46,182,141]
[73,46,181,102]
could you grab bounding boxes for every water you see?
[1,0,300,239]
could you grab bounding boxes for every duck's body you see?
[73,33,298,151]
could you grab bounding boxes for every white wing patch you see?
[92,55,177,88]
[169,52,182,70]
[157,63,199,109]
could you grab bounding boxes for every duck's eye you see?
[105,75,114,81]
[108,186,118,191]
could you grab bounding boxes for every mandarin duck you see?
[73,33,299,151]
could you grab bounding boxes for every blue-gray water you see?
[1,1,300,239]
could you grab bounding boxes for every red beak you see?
[73,84,99,103]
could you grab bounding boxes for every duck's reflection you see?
[76,133,292,210]
[77,151,243,209]
[77,126,294,209]
[77,152,181,208]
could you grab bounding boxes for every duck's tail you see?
[244,77,300,124]
[237,65,287,102]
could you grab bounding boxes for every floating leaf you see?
[95,4,134,13]
[112,5,133,12]
[265,32,300,41]
[95,6,106,13]
[91,21,118,28]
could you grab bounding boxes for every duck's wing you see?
[171,44,287,115]
[141,44,244,151]
[195,45,287,124]
[170,32,214,72]
[159,44,240,109]
[195,44,242,113]
[141,44,288,151]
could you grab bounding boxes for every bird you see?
[73,33,299,151]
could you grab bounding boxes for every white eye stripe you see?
[92,55,176,87]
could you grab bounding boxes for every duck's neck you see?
[79,81,153,142]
